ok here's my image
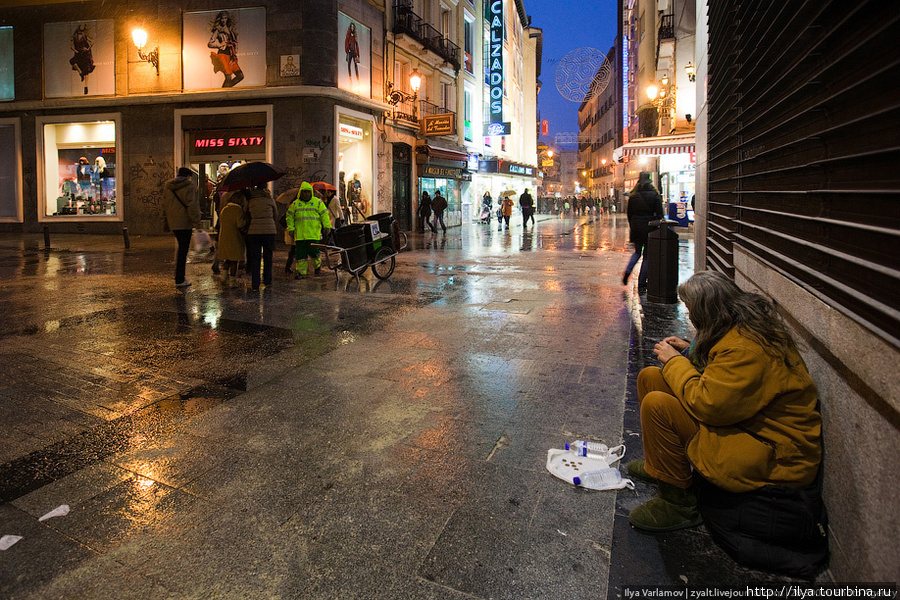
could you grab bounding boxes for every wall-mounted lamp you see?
[685,62,696,82]
[387,68,423,118]
[600,158,607,166]
[132,28,159,76]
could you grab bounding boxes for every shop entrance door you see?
[392,144,412,231]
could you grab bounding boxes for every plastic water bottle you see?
[573,468,621,488]
[566,440,609,459]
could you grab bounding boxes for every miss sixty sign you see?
[194,136,264,148]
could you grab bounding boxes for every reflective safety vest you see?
[286,197,331,241]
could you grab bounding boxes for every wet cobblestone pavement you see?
[0,215,798,599]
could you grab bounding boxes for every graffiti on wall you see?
[128,157,173,233]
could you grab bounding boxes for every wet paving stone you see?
[0,218,784,598]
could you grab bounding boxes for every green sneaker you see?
[628,483,702,532]
[626,460,659,484]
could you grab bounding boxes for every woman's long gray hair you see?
[678,271,800,370]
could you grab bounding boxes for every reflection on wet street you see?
[0,214,699,599]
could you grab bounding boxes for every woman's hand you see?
[661,336,690,352]
[654,340,683,365]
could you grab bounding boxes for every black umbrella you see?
[217,162,285,192]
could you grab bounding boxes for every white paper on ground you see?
[38,504,70,522]
[0,535,23,550]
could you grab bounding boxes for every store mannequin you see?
[76,157,91,198]
[348,172,364,219]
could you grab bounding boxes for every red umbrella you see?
[217,162,285,192]
[311,181,337,192]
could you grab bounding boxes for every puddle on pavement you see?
[0,383,239,503]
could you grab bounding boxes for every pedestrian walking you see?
[419,191,436,233]
[162,167,202,288]
[623,171,664,290]
[286,181,331,279]
[321,185,345,231]
[480,191,493,224]
[216,192,247,282]
[500,194,514,230]
[243,183,278,291]
[626,271,827,578]
[519,188,535,227]
[432,189,448,233]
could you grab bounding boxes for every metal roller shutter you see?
[707,0,900,345]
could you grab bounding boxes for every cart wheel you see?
[370,246,395,280]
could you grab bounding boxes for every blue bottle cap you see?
[565,442,572,451]
[573,476,582,486]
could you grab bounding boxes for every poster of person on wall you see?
[44,20,114,98]
[0,28,13,101]
[337,13,371,97]
[183,8,265,90]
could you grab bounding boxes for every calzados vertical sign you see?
[487,0,504,126]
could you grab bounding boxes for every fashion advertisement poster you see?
[44,20,115,98]
[183,8,266,91]
[0,28,13,101]
[337,12,371,97]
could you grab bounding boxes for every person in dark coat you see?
[623,171,664,289]
[419,191,436,233]
[519,188,535,227]
[162,167,202,288]
[432,189,448,233]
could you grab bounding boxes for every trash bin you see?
[334,224,367,271]
[646,219,679,304]
[369,212,394,249]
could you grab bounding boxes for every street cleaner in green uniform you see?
[286,181,332,279]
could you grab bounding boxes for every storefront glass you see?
[419,176,461,226]
[337,111,374,219]
[659,153,696,205]
[40,117,119,219]
[0,121,20,221]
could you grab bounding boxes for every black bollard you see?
[43,225,50,249]
[122,226,130,249]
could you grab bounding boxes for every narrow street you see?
[0,214,789,599]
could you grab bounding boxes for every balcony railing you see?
[419,99,456,120]
[657,13,674,62]
[393,2,461,71]
[391,96,418,125]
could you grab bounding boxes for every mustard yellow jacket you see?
[662,327,821,493]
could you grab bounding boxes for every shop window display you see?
[337,113,373,220]
[42,119,118,217]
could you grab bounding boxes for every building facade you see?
[0,0,539,235]
[615,0,696,224]
[577,45,622,211]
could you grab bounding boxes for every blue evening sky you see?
[525,0,618,145]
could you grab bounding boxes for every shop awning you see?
[417,144,469,162]
[614,134,695,161]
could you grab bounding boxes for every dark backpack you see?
[697,476,829,580]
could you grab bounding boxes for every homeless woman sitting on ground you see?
[629,270,828,578]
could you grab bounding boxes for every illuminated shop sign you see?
[339,122,364,140]
[421,165,465,178]
[506,164,533,176]
[483,122,511,136]
[477,159,536,176]
[487,0,503,125]
[422,113,456,136]
[194,136,264,148]
[189,128,266,157]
